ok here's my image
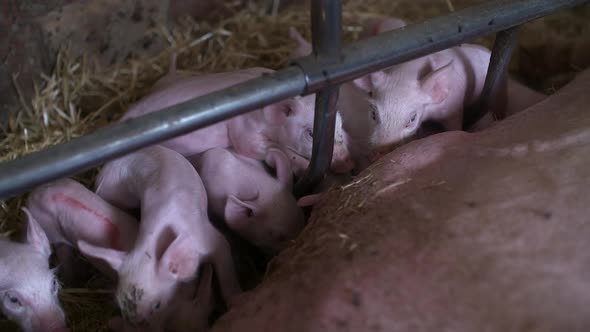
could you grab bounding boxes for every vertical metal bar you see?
[294,0,342,197]
[463,26,520,129]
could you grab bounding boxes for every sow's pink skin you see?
[81,145,240,331]
[339,44,496,169]
[0,213,68,332]
[189,148,305,255]
[119,57,354,175]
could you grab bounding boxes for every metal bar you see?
[463,26,520,129]
[0,68,306,199]
[294,87,340,196]
[294,0,342,197]
[0,0,586,200]
[293,0,588,93]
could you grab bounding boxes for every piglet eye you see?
[284,105,293,117]
[246,209,254,218]
[153,301,161,310]
[306,128,313,138]
[370,104,380,124]
[51,279,59,295]
[3,292,22,309]
[406,112,417,128]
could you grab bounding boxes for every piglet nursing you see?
[119,57,354,175]
[0,213,68,332]
[290,21,489,168]
[209,66,590,332]
[291,19,546,171]
[339,21,501,168]
[189,148,305,255]
[80,145,240,331]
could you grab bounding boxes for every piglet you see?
[25,178,139,280]
[119,57,354,176]
[291,21,503,170]
[341,18,502,168]
[0,212,68,332]
[80,145,240,331]
[333,18,544,170]
[189,148,305,255]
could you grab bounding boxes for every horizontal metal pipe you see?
[295,0,588,93]
[0,0,587,199]
[0,67,306,199]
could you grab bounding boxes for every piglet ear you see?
[353,71,387,93]
[289,27,312,58]
[296,193,324,207]
[420,61,454,104]
[159,236,200,282]
[78,240,124,272]
[371,18,407,34]
[265,148,294,188]
[262,102,292,126]
[353,75,372,92]
[224,195,256,231]
[21,207,51,257]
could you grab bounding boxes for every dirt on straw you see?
[0,0,588,331]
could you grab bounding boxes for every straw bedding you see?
[0,0,588,330]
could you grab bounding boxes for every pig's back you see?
[122,67,274,121]
[189,148,257,217]
[192,148,267,199]
[192,148,259,185]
